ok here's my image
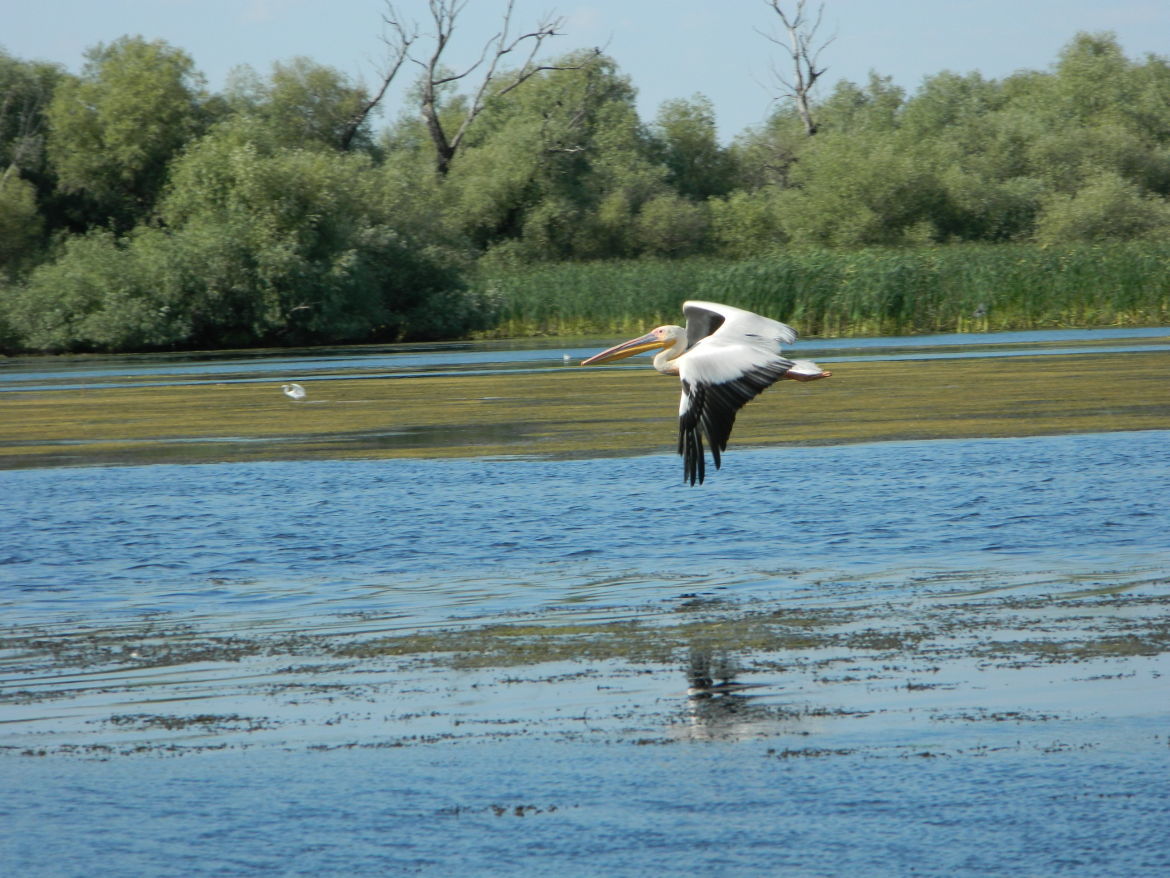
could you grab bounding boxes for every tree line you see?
[2,19,1169,353]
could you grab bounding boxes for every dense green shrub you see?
[7,230,182,351]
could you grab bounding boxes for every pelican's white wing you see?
[682,301,797,350]
[675,303,802,485]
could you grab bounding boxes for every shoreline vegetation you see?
[3,242,1169,356]
[473,244,1170,339]
[4,32,1170,354]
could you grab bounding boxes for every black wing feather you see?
[678,361,794,485]
[682,304,725,351]
[679,379,706,486]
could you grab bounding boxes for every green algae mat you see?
[2,350,1168,469]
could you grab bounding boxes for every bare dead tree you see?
[338,20,417,151]
[384,0,583,175]
[759,0,833,136]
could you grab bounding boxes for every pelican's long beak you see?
[580,332,666,365]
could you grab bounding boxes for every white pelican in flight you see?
[281,383,307,400]
[581,301,831,485]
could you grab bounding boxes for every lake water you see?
[3,324,1170,391]
[2,330,1169,876]
[3,432,1168,629]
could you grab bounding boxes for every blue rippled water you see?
[4,424,1170,877]
[5,730,1168,878]
[6,331,1170,878]
[3,430,1167,631]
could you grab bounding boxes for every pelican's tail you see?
[788,359,826,376]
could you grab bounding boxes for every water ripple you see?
[1,430,1167,633]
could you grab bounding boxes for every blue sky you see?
[6,0,1168,141]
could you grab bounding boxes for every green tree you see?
[774,133,948,246]
[9,126,481,352]
[0,50,64,267]
[444,52,670,261]
[224,58,377,151]
[161,128,480,345]
[1126,47,1170,146]
[721,34,1170,249]
[709,187,788,256]
[1050,32,1135,126]
[1,50,62,179]
[6,229,185,351]
[817,73,904,134]
[1034,171,1170,243]
[899,70,1002,139]
[45,36,210,230]
[651,96,736,200]
[164,135,426,343]
[0,175,43,272]
[634,192,710,256]
[896,75,1044,241]
[727,110,808,191]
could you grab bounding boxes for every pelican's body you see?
[282,383,306,400]
[581,301,831,484]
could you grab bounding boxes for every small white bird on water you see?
[581,301,831,485]
[281,383,306,400]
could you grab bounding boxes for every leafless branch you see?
[386,0,585,175]
[758,0,834,135]
[337,11,417,150]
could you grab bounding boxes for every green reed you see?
[476,243,1170,337]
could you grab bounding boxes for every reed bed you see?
[476,243,1170,337]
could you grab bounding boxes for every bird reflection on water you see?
[682,648,792,740]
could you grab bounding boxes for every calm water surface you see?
[2,332,1169,877]
[3,325,1169,390]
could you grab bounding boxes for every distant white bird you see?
[281,383,306,400]
[581,301,831,485]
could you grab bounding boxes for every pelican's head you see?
[580,326,685,365]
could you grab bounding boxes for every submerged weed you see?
[2,351,1167,469]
